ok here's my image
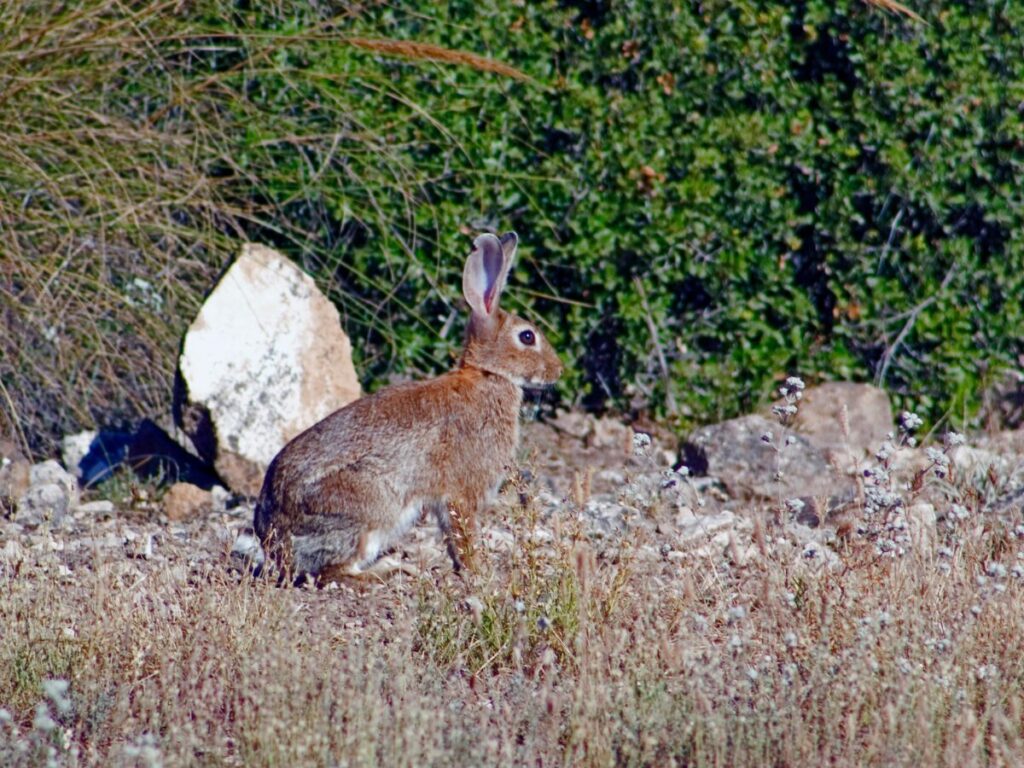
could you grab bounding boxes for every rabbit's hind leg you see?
[317,554,419,584]
[315,535,419,584]
[315,505,423,583]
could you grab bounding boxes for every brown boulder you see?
[792,382,893,461]
[682,414,846,502]
[163,482,214,522]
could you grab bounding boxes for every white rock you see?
[951,446,1008,480]
[0,539,25,566]
[30,460,79,501]
[596,469,626,485]
[61,431,97,479]
[529,527,555,543]
[677,510,737,542]
[230,530,265,567]
[907,502,937,556]
[658,449,678,467]
[688,530,734,560]
[534,491,561,510]
[210,485,232,511]
[17,461,80,526]
[176,244,361,495]
[76,533,124,550]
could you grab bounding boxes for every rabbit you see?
[253,231,563,583]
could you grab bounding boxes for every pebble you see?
[77,500,116,517]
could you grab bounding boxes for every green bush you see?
[3,0,1023,455]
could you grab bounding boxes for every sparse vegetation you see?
[3,406,1024,766]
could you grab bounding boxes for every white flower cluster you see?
[899,411,923,432]
[631,431,652,456]
[771,376,805,424]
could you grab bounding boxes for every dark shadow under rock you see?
[72,420,222,490]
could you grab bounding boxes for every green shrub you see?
[3,0,1022,455]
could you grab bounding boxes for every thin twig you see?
[633,277,678,416]
[875,262,958,387]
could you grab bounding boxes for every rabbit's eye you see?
[518,329,536,346]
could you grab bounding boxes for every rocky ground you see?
[3,385,1024,605]
[5,388,1024,766]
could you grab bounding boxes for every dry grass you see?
[2,481,1022,767]
[863,0,925,24]
[342,37,534,83]
[1,1,240,455]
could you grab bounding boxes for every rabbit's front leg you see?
[433,500,478,573]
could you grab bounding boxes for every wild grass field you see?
[3,409,1024,767]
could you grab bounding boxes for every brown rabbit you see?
[253,232,563,582]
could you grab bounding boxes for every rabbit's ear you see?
[464,232,516,316]
[498,231,518,265]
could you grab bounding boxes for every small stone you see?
[658,449,678,466]
[163,482,214,521]
[78,533,123,550]
[596,469,626,485]
[17,459,79,526]
[17,483,72,526]
[676,510,737,542]
[465,596,485,623]
[76,500,116,517]
[30,460,79,500]
[230,529,265,568]
[209,485,232,512]
[0,539,25,566]
[125,533,155,559]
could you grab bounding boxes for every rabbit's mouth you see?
[520,379,558,394]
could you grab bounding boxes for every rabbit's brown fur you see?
[254,232,562,581]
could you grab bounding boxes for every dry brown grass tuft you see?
[342,37,534,83]
[0,1,240,455]
[863,0,926,24]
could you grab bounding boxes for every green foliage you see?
[3,1,1023,453]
